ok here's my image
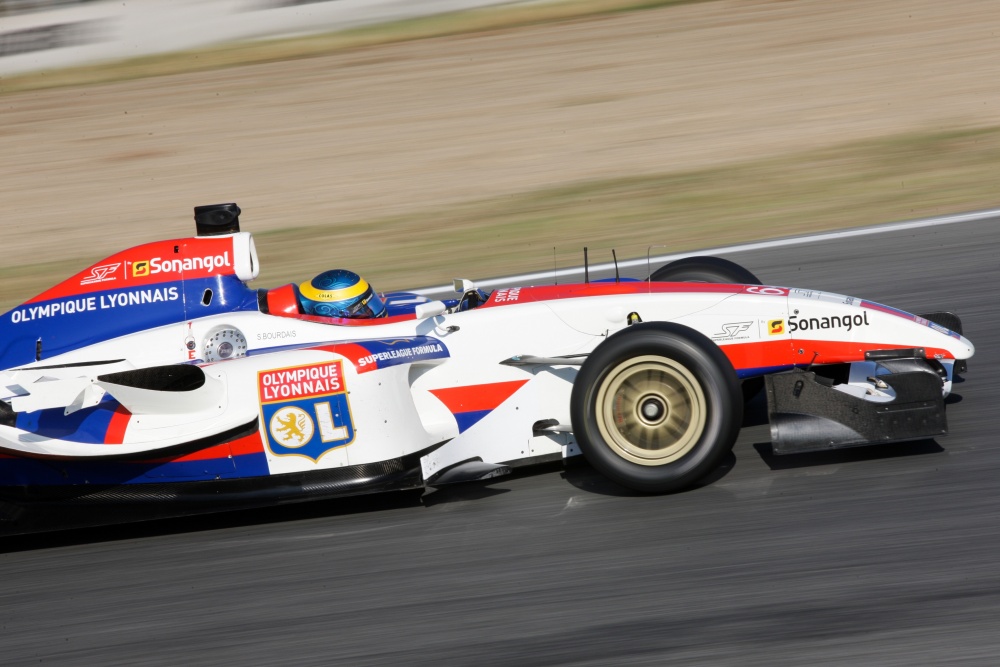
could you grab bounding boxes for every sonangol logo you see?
[268,406,314,448]
[131,252,231,279]
[768,319,785,335]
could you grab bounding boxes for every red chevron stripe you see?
[429,380,529,414]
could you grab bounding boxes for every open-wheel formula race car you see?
[0,204,975,534]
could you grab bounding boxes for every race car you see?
[0,204,974,534]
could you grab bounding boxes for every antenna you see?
[584,247,589,284]
[553,247,558,285]
[612,249,620,283]
[805,351,819,371]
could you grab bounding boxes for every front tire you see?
[649,256,761,285]
[570,322,742,493]
[650,256,764,403]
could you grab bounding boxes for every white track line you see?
[410,207,1000,295]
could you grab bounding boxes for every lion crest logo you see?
[268,406,314,448]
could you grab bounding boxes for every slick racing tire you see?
[650,256,764,403]
[649,256,761,285]
[570,322,743,493]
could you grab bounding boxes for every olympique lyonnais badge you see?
[258,360,355,461]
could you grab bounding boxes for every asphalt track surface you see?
[1,217,998,665]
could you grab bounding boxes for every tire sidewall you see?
[570,322,742,493]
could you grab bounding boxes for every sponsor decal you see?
[357,340,446,369]
[319,337,450,373]
[259,362,344,401]
[788,311,870,333]
[314,336,449,373]
[712,321,754,341]
[130,252,231,279]
[493,288,521,303]
[80,263,122,286]
[929,322,953,336]
[746,286,788,296]
[791,289,860,307]
[918,316,960,339]
[258,360,355,461]
[257,330,298,341]
[268,407,315,447]
[768,319,785,335]
[10,286,179,324]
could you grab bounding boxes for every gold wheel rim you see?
[594,355,707,466]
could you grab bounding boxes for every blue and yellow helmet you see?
[298,269,387,319]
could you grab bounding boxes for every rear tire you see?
[570,322,742,493]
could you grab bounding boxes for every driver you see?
[298,269,387,319]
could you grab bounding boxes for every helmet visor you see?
[345,287,387,318]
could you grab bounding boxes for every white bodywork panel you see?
[0,278,974,480]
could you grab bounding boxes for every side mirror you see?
[415,301,448,320]
[453,278,477,293]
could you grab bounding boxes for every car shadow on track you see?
[558,451,738,497]
[419,482,513,507]
[1,431,949,552]
[0,489,428,554]
[0,464,569,552]
[753,439,945,471]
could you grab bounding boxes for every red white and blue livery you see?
[0,204,974,533]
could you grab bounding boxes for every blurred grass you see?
[4,125,998,309]
[0,0,704,95]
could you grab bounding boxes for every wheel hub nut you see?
[640,396,666,422]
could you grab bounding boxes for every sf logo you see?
[713,322,752,339]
